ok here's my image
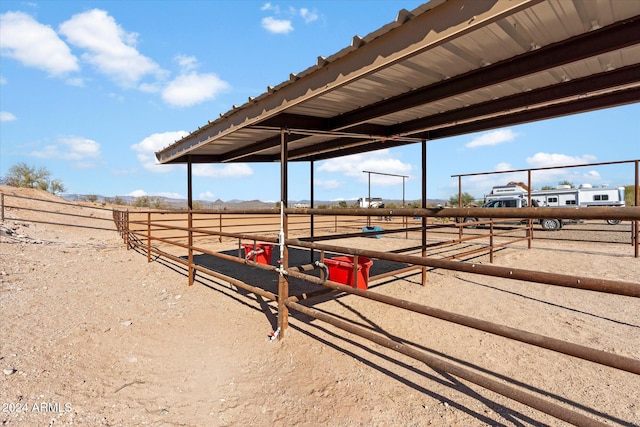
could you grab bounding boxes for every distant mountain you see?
[60,193,446,209]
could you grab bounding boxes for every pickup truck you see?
[457,197,563,230]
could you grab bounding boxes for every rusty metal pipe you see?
[140,242,278,301]
[286,206,640,221]
[286,238,640,298]
[284,269,640,375]
[286,300,609,427]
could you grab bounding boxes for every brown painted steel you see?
[284,269,640,376]
[287,206,640,221]
[286,238,640,298]
[286,300,609,427]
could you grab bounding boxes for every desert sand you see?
[1,186,639,426]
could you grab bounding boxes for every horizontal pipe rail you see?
[286,300,608,427]
[2,193,115,211]
[130,220,280,244]
[284,269,640,375]
[2,217,116,232]
[128,231,278,302]
[286,238,640,298]
[287,206,640,221]
[116,205,637,425]
[3,204,115,223]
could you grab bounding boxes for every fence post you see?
[1,193,4,222]
[125,210,130,250]
[147,211,151,263]
[489,221,494,263]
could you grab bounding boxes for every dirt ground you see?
[1,187,639,427]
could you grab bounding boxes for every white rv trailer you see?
[485,184,626,225]
[486,184,626,208]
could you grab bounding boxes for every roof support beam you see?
[423,88,640,140]
[391,64,640,137]
[303,88,640,162]
[329,15,640,131]
[156,0,543,164]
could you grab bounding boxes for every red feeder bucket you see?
[242,243,274,265]
[324,256,373,290]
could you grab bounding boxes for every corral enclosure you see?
[4,0,640,424]
[2,187,640,426]
[142,0,640,419]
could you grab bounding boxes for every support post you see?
[527,169,532,249]
[277,129,290,338]
[367,171,371,227]
[635,160,639,258]
[458,175,463,241]
[403,175,407,239]
[187,156,194,286]
[310,160,315,263]
[125,210,130,250]
[421,139,427,286]
[147,211,151,263]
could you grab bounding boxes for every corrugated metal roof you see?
[156,0,640,165]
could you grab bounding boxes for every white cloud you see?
[199,191,217,201]
[584,170,601,180]
[526,152,596,168]
[525,153,601,187]
[175,54,198,72]
[261,3,279,13]
[495,162,511,171]
[162,71,229,107]
[131,130,188,172]
[466,129,518,148]
[260,4,318,31]
[0,11,79,76]
[0,76,7,84]
[128,189,147,198]
[59,9,162,87]
[193,163,253,179]
[0,111,17,122]
[262,17,294,34]
[58,136,101,160]
[300,8,319,23]
[318,149,412,186]
[29,135,101,167]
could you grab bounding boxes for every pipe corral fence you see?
[2,189,640,426]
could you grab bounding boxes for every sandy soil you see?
[1,187,639,427]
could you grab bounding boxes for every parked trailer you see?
[487,184,626,225]
[457,195,564,231]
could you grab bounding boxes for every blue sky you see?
[1,1,638,203]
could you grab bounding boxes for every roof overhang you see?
[155,0,640,165]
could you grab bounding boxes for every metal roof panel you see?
[156,0,640,164]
